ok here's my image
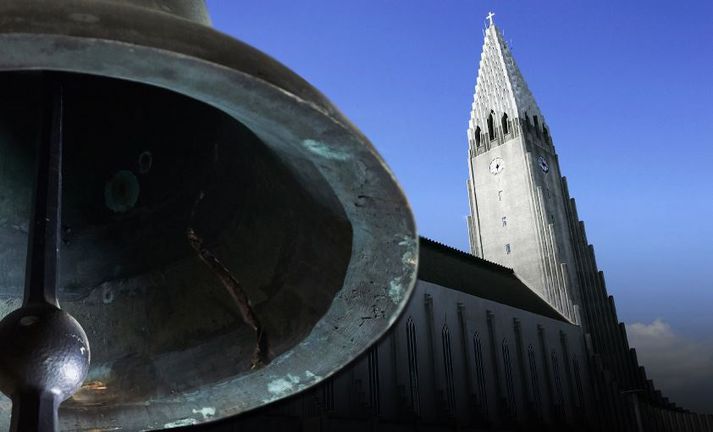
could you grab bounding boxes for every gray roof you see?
[418,237,568,322]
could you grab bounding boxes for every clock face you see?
[489,157,504,175]
[537,155,549,173]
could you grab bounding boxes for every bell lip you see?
[0,0,418,429]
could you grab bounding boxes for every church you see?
[189,14,713,432]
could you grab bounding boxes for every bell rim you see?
[0,1,418,430]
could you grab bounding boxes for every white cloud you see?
[626,319,713,414]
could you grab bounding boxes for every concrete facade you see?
[466,23,581,323]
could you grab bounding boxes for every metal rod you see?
[22,79,63,308]
[10,391,60,432]
[10,76,65,432]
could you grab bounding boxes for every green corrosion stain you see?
[105,170,140,213]
[267,373,301,396]
[163,418,197,428]
[388,234,417,304]
[302,139,349,161]
[265,370,321,403]
[192,407,216,419]
[388,278,404,304]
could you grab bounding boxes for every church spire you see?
[486,11,496,27]
[467,15,544,149]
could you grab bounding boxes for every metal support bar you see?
[23,79,63,308]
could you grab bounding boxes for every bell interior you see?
[0,71,352,405]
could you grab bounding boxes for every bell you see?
[0,1,417,430]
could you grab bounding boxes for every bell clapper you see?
[0,76,90,432]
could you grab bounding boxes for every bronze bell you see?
[0,1,417,430]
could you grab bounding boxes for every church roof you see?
[418,237,569,322]
[468,22,544,136]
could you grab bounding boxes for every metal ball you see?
[0,305,90,401]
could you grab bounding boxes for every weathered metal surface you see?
[0,78,90,431]
[0,1,417,430]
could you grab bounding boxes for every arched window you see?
[442,324,456,413]
[501,113,509,135]
[542,126,549,142]
[474,126,482,147]
[533,115,540,136]
[502,339,517,416]
[405,317,421,416]
[487,111,496,140]
[473,332,489,416]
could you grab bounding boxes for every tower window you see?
[487,111,496,140]
[502,216,507,227]
[501,113,509,134]
[543,126,549,142]
[498,190,503,201]
[475,126,482,147]
[505,243,511,254]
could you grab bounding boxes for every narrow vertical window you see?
[473,332,489,416]
[501,216,507,227]
[442,324,456,414]
[406,317,421,416]
[551,351,565,408]
[487,111,496,140]
[368,347,381,415]
[533,115,539,131]
[505,244,511,254]
[527,345,543,418]
[498,190,503,201]
[322,379,335,412]
[543,126,549,142]
[573,357,584,409]
[501,113,509,134]
[502,339,517,416]
[475,126,482,148]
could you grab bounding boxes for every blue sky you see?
[205,1,713,407]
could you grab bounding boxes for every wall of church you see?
[390,280,592,428]
[188,278,595,431]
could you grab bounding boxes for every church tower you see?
[466,14,581,322]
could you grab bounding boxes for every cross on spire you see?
[486,11,495,27]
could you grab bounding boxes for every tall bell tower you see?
[466,14,581,322]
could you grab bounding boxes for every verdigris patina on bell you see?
[0,1,417,430]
